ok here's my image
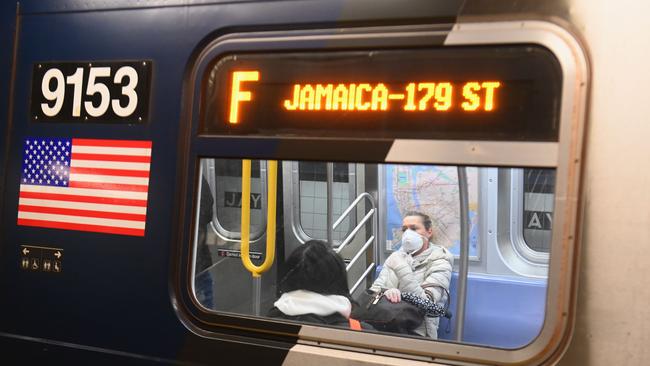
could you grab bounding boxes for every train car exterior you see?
[0,1,648,365]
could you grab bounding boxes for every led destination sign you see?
[202,46,561,141]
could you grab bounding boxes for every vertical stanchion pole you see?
[327,162,334,245]
[455,167,469,341]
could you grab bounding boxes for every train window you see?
[522,169,555,253]
[295,162,356,243]
[182,22,588,365]
[202,159,267,242]
[191,158,552,349]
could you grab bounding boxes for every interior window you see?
[522,169,555,253]
[297,162,354,242]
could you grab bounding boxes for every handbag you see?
[352,290,425,334]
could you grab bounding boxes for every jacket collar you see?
[274,290,351,318]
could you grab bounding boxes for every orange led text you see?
[282,81,501,112]
[229,71,260,123]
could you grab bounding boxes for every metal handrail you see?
[241,159,277,316]
[333,192,375,230]
[346,236,375,271]
[334,209,375,254]
[240,159,277,278]
[329,190,378,296]
[350,263,375,294]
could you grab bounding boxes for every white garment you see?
[370,244,453,338]
[274,290,351,318]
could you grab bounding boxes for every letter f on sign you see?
[229,71,259,123]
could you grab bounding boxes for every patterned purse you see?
[401,293,451,318]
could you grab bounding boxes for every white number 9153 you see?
[33,61,150,123]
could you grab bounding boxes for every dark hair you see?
[278,240,350,298]
[403,211,433,230]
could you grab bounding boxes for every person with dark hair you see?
[268,240,368,329]
[370,211,453,339]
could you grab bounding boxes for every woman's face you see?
[401,215,433,241]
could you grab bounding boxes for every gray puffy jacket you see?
[370,244,453,339]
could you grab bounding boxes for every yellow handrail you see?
[240,159,277,278]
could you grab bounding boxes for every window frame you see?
[174,21,589,366]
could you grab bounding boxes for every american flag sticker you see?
[17,138,152,237]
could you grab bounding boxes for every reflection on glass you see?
[192,158,552,349]
[385,165,479,258]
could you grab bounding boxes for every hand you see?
[384,288,401,303]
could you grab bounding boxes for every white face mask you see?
[401,229,424,254]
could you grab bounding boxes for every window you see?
[296,162,355,242]
[191,158,551,350]
[522,169,555,253]
[204,159,266,241]
[181,21,587,365]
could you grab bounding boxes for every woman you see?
[370,211,453,339]
[268,240,369,329]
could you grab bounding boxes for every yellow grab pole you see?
[240,159,277,278]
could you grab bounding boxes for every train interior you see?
[192,159,555,348]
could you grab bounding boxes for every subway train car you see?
[0,0,647,365]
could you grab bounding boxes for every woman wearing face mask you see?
[369,211,454,339]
